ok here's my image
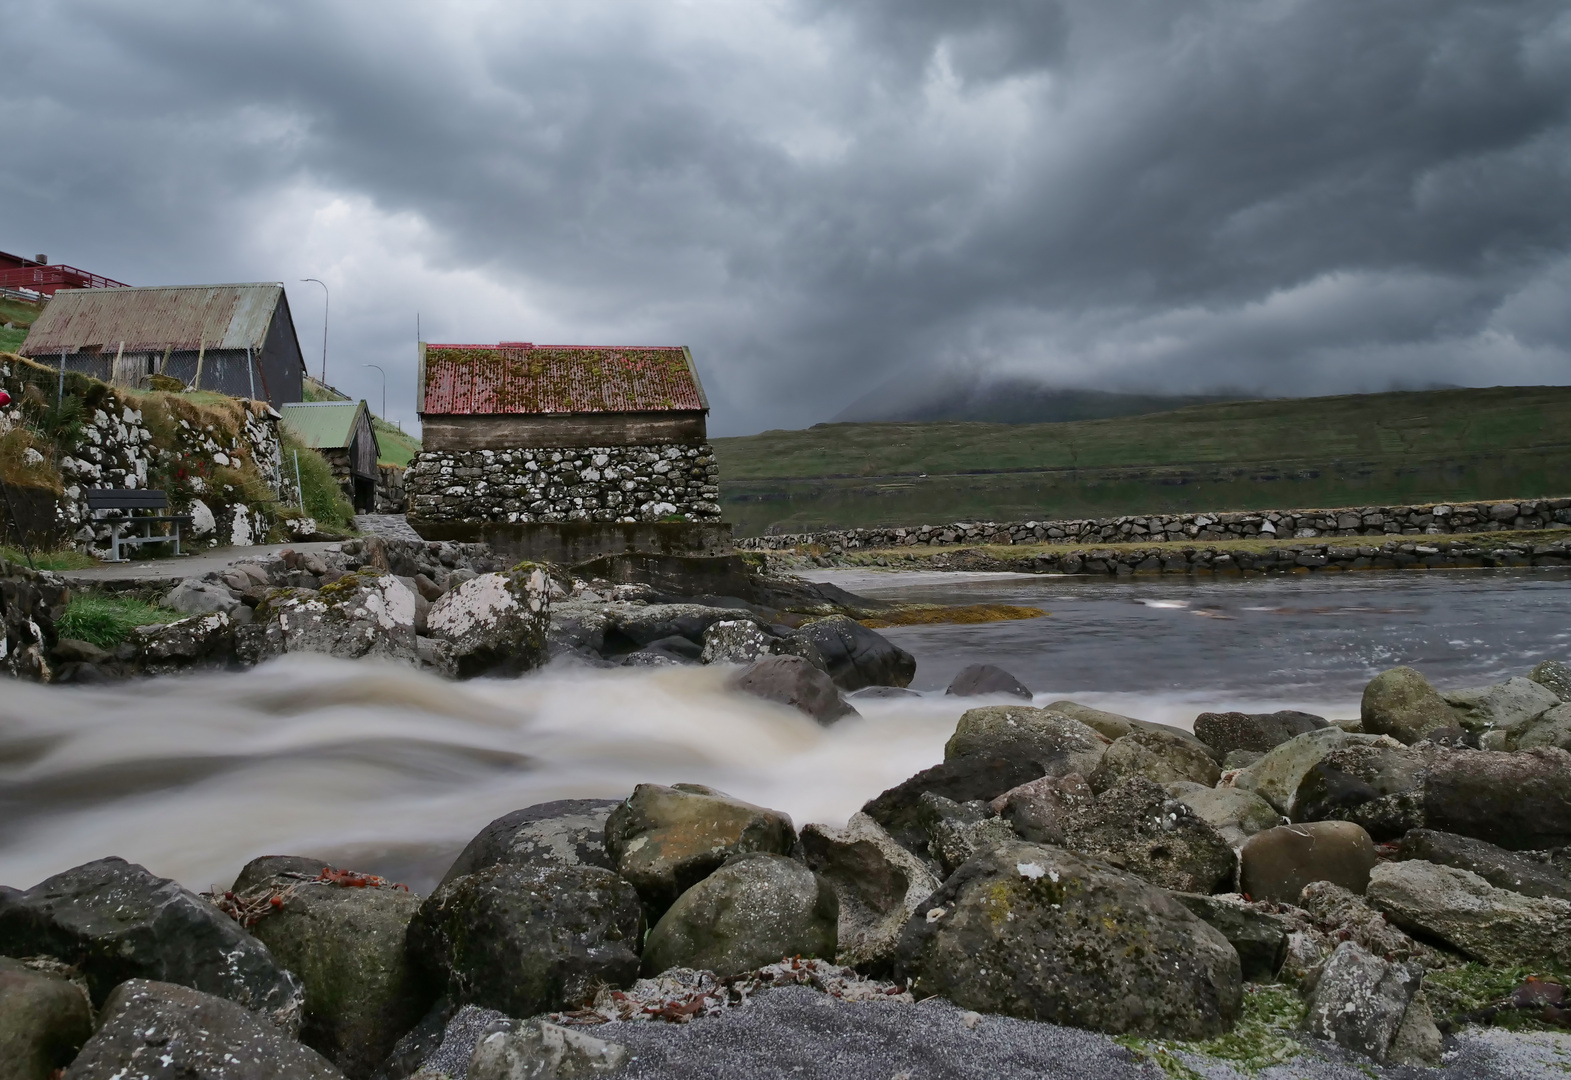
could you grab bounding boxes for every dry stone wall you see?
[406,443,722,525]
[739,499,1571,552]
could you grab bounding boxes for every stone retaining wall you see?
[406,443,722,525]
[738,499,1571,552]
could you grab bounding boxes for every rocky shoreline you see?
[4,649,1571,1077]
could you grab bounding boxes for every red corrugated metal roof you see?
[421,344,707,416]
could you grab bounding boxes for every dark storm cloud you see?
[3,0,1569,432]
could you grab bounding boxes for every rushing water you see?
[2,567,1568,896]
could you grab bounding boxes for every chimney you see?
[34,255,46,265]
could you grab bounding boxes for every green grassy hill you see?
[714,385,1571,535]
[0,295,42,353]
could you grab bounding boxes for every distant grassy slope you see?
[373,417,421,467]
[0,295,42,353]
[714,385,1571,535]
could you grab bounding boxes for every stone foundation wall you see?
[406,443,722,525]
[376,464,406,513]
[738,498,1571,551]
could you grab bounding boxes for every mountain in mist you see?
[832,370,1250,425]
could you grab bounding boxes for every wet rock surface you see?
[1054,777,1237,894]
[468,1019,629,1080]
[1361,666,1460,744]
[1395,828,1571,901]
[1301,942,1436,1065]
[1421,745,1571,850]
[944,663,1031,699]
[778,615,915,691]
[1164,782,1282,845]
[1291,742,1428,840]
[916,794,1018,878]
[0,857,303,1027]
[1193,709,1328,755]
[893,841,1242,1040]
[730,655,859,725]
[1167,893,1289,980]
[861,756,1050,859]
[440,800,620,887]
[990,773,1096,846]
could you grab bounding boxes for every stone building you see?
[279,400,380,512]
[406,341,726,560]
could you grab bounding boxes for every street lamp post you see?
[301,278,329,384]
[363,363,387,418]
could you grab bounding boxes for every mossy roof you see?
[420,343,708,416]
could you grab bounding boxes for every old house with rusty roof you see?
[279,400,380,512]
[20,283,305,409]
[406,341,725,559]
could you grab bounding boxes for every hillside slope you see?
[714,385,1571,535]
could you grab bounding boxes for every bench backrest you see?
[85,488,169,511]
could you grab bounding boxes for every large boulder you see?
[131,611,235,675]
[0,857,303,1028]
[1360,666,1459,744]
[604,783,796,919]
[1164,782,1282,846]
[1421,746,1571,850]
[1529,658,1571,701]
[165,577,241,615]
[1055,777,1236,894]
[441,799,620,887]
[407,864,643,1018]
[231,857,430,1079]
[779,615,915,691]
[990,773,1096,846]
[730,655,858,725]
[1167,894,1288,981]
[700,618,775,665]
[1394,828,1571,901]
[0,957,92,1080]
[1291,742,1428,840]
[1300,942,1436,1066]
[469,1020,629,1080]
[641,853,838,978]
[1231,728,1397,817]
[1045,700,1221,762]
[861,756,1051,859]
[425,565,552,678]
[1238,822,1378,903]
[799,813,941,972]
[944,664,1031,699]
[1366,860,1571,966]
[943,705,1106,778]
[1442,675,1561,741]
[1193,710,1327,756]
[64,979,342,1079]
[1515,703,1571,752]
[893,841,1242,1039]
[1088,729,1220,793]
[249,571,418,663]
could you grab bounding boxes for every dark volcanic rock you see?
[65,979,342,1079]
[1292,743,1427,840]
[945,664,1032,699]
[1194,710,1328,755]
[1395,828,1571,901]
[893,841,1242,1039]
[944,705,1106,778]
[407,864,643,1018]
[731,654,859,725]
[1088,729,1220,793]
[604,783,797,920]
[1421,746,1571,850]
[440,799,620,887]
[0,857,303,1027]
[1057,777,1236,894]
[0,956,93,1079]
[1239,822,1379,903]
[641,853,838,978]
[1168,894,1289,981]
[862,756,1049,858]
[917,794,1018,878]
[781,615,915,691]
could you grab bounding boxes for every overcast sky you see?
[5,1,1569,434]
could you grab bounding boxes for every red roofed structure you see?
[416,341,710,451]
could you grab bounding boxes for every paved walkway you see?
[354,514,423,541]
[57,540,344,587]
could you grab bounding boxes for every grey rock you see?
[234,857,430,1078]
[861,756,1053,859]
[1514,702,1571,752]
[848,685,922,700]
[1291,742,1428,840]
[1292,880,1441,973]
[1421,745,1571,850]
[639,635,705,663]
[0,956,92,1080]
[407,864,643,1017]
[131,611,234,674]
[799,813,941,972]
[731,655,859,725]
[944,705,1106,778]
[164,578,240,615]
[1360,666,1459,744]
[51,637,111,664]
[1088,729,1220,793]
[1167,894,1289,980]
[1528,658,1571,701]
[1301,942,1427,1064]
[779,615,915,691]
[605,783,796,920]
[441,799,620,887]
[1387,989,1444,1067]
[0,856,303,1028]
[1164,782,1282,846]
[1395,828,1571,901]
[427,566,552,679]
[917,794,1017,878]
[1044,701,1222,763]
[990,773,1096,846]
[641,853,838,979]
[699,618,775,664]
[1442,676,1560,737]
[1366,860,1571,966]
[250,572,418,663]
[1231,728,1397,816]
[1193,710,1327,755]
[65,979,342,1079]
[945,663,1031,699]
[1222,749,1264,770]
[1055,777,1236,894]
[469,1020,629,1080]
[1238,822,1378,903]
[893,840,1242,1039]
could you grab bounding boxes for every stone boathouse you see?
[405,341,727,562]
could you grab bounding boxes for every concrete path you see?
[354,513,423,541]
[57,540,344,588]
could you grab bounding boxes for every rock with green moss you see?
[1089,729,1220,792]
[944,705,1106,778]
[246,571,418,663]
[426,565,552,679]
[1514,703,1571,752]
[1442,676,1560,740]
[893,840,1242,1039]
[1165,782,1282,846]
[604,783,796,920]
[1231,727,1398,817]
[1361,666,1460,744]
[1528,658,1571,701]
[641,852,838,978]
[1063,777,1236,894]
[1291,742,1428,840]
[1045,700,1220,762]
[233,856,431,1079]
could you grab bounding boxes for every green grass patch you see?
[56,594,182,648]
[1117,984,1308,1076]
[0,546,97,571]
[281,432,356,532]
[372,415,421,467]
[0,326,27,353]
[1425,963,1571,1032]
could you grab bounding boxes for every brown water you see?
[3,567,1567,896]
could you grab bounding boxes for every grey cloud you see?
[3,0,1568,434]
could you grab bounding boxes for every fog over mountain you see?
[4,1,1569,434]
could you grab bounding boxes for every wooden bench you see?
[85,489,193,562]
